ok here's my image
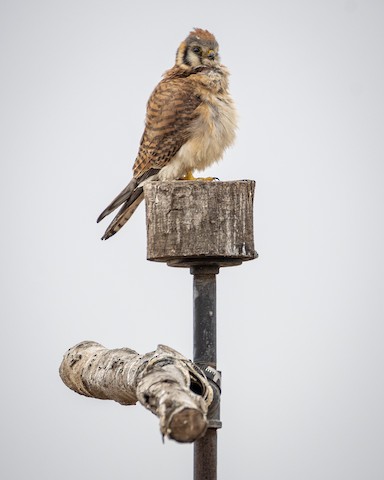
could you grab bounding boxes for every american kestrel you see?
[97,28,237,240]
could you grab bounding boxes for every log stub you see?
[144,180,257,266]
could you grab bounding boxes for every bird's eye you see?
[192,46,201,54]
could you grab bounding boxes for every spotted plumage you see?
[97,28,237,240]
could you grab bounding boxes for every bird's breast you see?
[188,92,237,170]
[157,72,237,181]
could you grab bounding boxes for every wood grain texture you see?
[144,180,256,263]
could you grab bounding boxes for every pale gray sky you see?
[1,1,384,479]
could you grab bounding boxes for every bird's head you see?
[176,28,220,68]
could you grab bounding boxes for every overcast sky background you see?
[1,1,384,479]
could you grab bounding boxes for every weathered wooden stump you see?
[144,180,256,267]
[144,180,257,480]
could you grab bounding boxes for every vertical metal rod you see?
[194,429,217,480]
[191,264,219,480]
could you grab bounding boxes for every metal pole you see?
[194,429,217,480]
[191,264,220,480]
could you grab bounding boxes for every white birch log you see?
[59,341,213,442]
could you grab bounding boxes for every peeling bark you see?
[59,342,213,442]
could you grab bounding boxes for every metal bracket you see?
[193,363,222,430]
[202,365,222,393]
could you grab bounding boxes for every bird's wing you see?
[133,75,202,178]
[98,73,201,240]
[100,192,144,240]
[96,168,159,224]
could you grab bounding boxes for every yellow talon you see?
[182,170,196,180]
[181,170,218,181]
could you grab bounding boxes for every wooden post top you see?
[144,180,257,268]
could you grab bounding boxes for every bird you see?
[97,28,237,240]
